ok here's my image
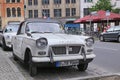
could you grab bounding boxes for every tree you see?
[90,0,112,12]
[112,8,120,13]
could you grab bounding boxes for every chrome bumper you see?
[32,54,96,63]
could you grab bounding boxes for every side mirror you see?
[26,32,32,37]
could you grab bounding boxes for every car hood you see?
[31,33,89,45]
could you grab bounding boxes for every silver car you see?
[0,24,19,50]
[12,19,95,76]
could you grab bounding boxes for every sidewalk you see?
[0,48,26,80]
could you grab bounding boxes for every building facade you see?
[0,0,24,28]
[80,0,120,30]
[80,0,120,18]
[24,0,80,22]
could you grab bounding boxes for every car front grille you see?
[52,45,81,55]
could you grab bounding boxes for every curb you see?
[64,74,120,80]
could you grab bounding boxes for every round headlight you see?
[36,38,48,48]
[85,38,94,47]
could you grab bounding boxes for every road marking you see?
[95,47,118,51]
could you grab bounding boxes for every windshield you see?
[5,24,19,33]
[106,26,114,32]
[26,22,64,33]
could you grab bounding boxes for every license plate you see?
[56,60,79,67]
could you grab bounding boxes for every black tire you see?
[29,63,37,77]
[13,52,18,61]
[99,36,104,42]
[2,39,8,51]
[28,51,37,77]
[77,63,88,71]
[118,36,120,43]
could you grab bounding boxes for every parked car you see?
[12,19,95,76]
[99,26,120,42]
[0,23,19,50]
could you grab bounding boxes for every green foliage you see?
[112,8,120,13]
[90,0,112,12]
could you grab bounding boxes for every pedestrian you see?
[103,27,107,32]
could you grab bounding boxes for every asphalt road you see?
[92,41,120,73]
[1,41,120,80]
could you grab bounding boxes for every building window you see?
[6,0,10,3]
[28,10,33,18]
[84,8,90,16]
[17,7,21,17]
[12,8,16,17]
[71,8,76,16]
[17,0,20,3]
[54,0,61,4]
[84,0,93,3]
[71,0,76,3]
[66,8,70,17]
[54,9,61,17]
[7,8,11,17]
[28,0,32,5]
[34,10,38,18]
[66,0,70,4]
[42,9,50,17]
[12,0,15,3]
[34,0,38,5]
[42,0,49,5]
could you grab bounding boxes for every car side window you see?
[114,26,120,31]
[107,27,114,32]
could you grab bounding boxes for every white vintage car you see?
[0,24,19,50]
[12,19,95,76]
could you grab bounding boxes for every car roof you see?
[25,18,62,24]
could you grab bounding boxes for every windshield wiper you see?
[44,32,52,33]
[31,31,43,33]
[31,31,53,34]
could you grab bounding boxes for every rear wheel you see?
[99,36,104,42]
[13,53,18,61]
[28,51,37,77]
[2,39,8,51]
[77,63,88,71]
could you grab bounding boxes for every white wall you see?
[80,0,98,18]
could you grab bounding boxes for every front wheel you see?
[2,39,8,51]
[99,36,104,42]
[13,53,18,61]
[118,36,120,43]
[77,63,88,71]
[28,51,37,77]
[29,62,37,77]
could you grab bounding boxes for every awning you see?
[64,24,80,28]
[74,10,120,23]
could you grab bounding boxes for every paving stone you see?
[0,48,26,80]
